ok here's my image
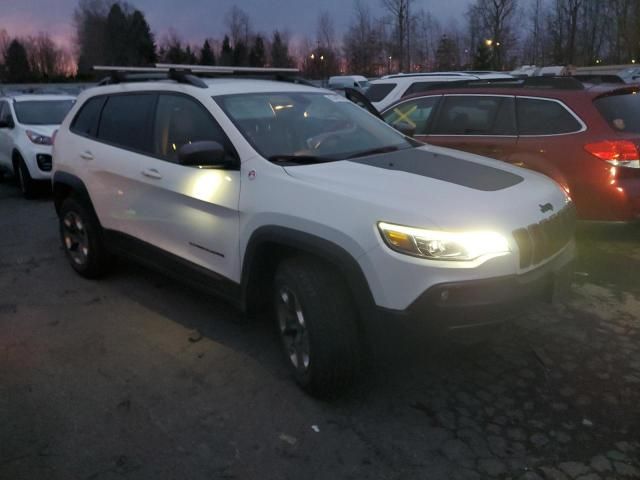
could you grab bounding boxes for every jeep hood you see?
[282,144,570,232]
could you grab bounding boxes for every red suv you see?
[374,80,640,221]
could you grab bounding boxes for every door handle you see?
[80,151,94,161]
[141,168,162,179]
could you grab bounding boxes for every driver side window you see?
[383,97,440,136]
[153,94,233,163]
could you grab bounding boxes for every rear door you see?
[80,93,156,237]
[512,96,586,188]
[425,94,518,161]
[133,93,241,281]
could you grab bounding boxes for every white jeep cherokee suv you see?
[0,94,75,197]
[52,67,575,397]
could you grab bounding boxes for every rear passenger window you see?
[153,94,232,163]
[98,94,155,152]
[517,98,582,135]
[366,83,396,102]
[383,97,440,135]
[403,82,440,97]
[431,96,516,135]
[71,96,105,138]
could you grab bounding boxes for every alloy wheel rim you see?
[276,288,311,373]
[62,211,89,266]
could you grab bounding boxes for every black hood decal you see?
[348,148,524,191]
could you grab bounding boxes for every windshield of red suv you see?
[216,91,414,162]
[594,91,640,133]
[13,100,75,125]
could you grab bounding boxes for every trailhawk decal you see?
[348,148,524,191]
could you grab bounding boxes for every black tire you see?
[59,196,110,278]
[273,256,360,398]
[15,156,36,199]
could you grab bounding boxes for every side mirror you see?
[177,141,235,168]
[395,121,416,137]
[0,117,14,129]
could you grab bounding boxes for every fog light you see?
[36,154,52,172]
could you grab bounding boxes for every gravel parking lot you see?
[1,181,639,480]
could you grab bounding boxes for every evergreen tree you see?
[200,39,215,65]
[270,30,290,67]
[249,35,266,67]
[472,41,492,70]
[165,38,187,64]
[4,39,31,82]
[435,34,458,70]
[129,10,156,64]
[185,45,197,64]
[220,35,233,65]
[233,40,248,66]
[104,3,129,65]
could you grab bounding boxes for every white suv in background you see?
[52,66,575,397]
[367,72,513,111]
[0,94,76,197]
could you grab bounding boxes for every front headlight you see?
[26,130,52,145]
[378,222,510,261]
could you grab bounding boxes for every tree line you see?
[2,0,640,83]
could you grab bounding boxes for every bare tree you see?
[225,5,251,47]
[24,33,64,78]
[469,0,517,69]
[343,0,383,75]
[381,0,413,71]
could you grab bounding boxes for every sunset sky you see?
[1,0,471,49]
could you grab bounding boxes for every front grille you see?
[513,203,576,268]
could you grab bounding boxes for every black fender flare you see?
[52,171,100,223]
[240,225,376,319]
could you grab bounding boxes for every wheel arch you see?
[52,171,99,222]
[241,226,376,320]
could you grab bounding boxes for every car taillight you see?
[584,140,640,168]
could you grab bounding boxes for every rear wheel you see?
[59,196,110,278]
[273,257,360,398]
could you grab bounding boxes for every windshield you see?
[13,100,75,125]
[216,92,414,162]
[594,92,640,133]
[365,83,396,102]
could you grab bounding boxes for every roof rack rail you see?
[94,65,208,88]
[413,76,585,92]
[94,64,310,88]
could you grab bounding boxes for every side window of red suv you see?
[516,98,583,135]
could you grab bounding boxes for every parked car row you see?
[3,65,634,397]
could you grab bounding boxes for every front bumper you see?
[377,241,575,331]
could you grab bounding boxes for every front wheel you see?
[16,157,36,198]
[59,196,110,278]
[274,257,360,398]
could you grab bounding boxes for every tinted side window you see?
[517,98,582,135]
[0,101,12,123]
[403,82,441,97]
[153,94,233,163]
[98,94,155,152]
[0,102,6,121]
[431,96,516,135]
[366,83,396,102]
[71,96,106,138]
[383,97,440,135]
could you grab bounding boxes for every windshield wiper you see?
[345,145,402,159]
[268,154,336,165]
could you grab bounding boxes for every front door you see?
[0,102,14,168]
[133,93,242,282]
